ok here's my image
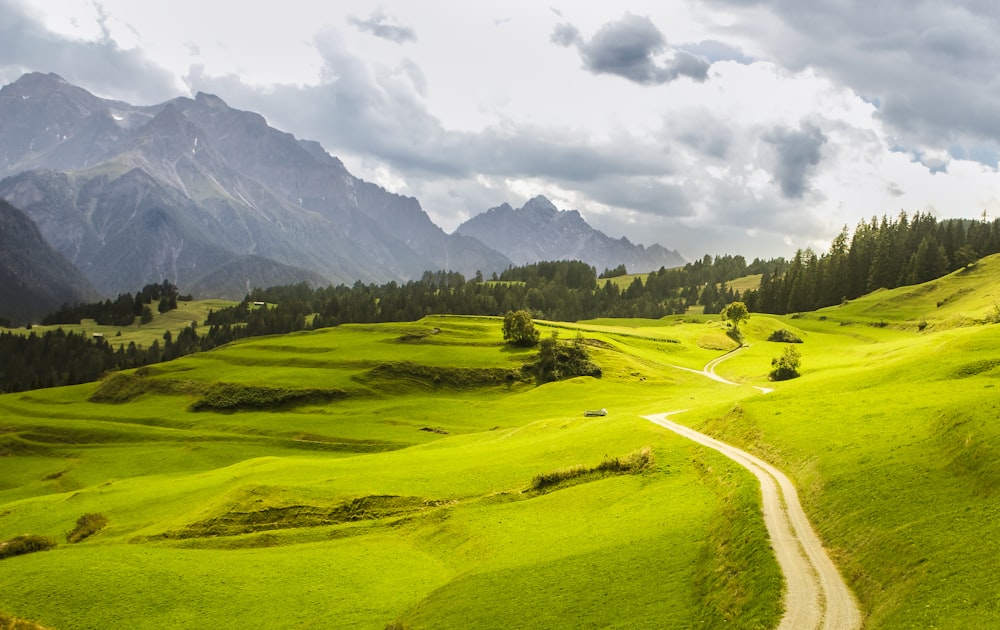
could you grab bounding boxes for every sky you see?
[2,0,1000,262]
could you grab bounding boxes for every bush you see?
[769,346,801,381]
[531,447,653,491]
[190,384,348,412]
[67,513,108,543]
[529,334,602,383]
[987,303,1000,324]
[0,535,57,560]
[767,329,803,343]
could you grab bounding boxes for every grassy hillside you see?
[0,316,779,629]
[0,299,236,348]
[3,255,1000,628]
[806,254,1000,328]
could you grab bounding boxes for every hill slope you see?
[0,316,779,629]
[0,198,98,324]
[809,253,1000,328]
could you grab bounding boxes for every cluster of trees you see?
[751,213,1000,314]
[0,325,208,393]
[501,309,602,382]
[599,264,628,279]
[0,328,118,392]
[43,281,187,327]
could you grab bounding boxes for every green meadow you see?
[1,299,236,348]
[3,256,1000,628]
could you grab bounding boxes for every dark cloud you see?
[706,0,1000,162]
[764,122,827,198]
[553,14,710,85]
[0,0,179,104]
[346,10,416,44]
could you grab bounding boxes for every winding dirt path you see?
[646,352,862,629]
[669,345,744,385]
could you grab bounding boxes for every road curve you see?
[643,412,862,630]
[669,345,744,385]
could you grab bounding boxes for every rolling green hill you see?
[2,255,1000,628]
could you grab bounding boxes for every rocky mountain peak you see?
[455,196,684,272]
[194,92,229,109]
[0,73,513,297]
[521,195,558,217]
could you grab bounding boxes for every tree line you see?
[9,213,990,393]
[749,213,1000,314]
[2,257,776,393]
[219,255,781,326]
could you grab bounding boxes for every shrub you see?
[529,334,602,383]
[530,447,653,491]
[0,535,57,560]
[190,384,348,412]
[987,303,1000,324]
[67,513,108,543]
[767,329,803,343]
[769,346,801,381]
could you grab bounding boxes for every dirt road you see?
[669,346,744,385]
[643,411,862,629]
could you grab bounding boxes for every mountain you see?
[0,73,511,297]
[0,198,99,325]
[455,196,685,273]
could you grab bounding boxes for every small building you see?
[584,408,607,417]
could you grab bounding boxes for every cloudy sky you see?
[2,0,999,261]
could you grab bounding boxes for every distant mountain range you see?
[456,196,684,273]
[0,73,684,303]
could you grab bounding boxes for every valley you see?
[2,258,1000,628]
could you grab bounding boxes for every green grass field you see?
[3,256,1000,628]
[0,299,236,349]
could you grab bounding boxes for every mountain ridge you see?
[0,73,683,300]
[456,195,685,273]
[0,73,512,298]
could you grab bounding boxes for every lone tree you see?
[502,310,540,347]
[769,346,801,381]
[723,301,750,340]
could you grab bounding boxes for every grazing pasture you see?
[3,257,1000,628]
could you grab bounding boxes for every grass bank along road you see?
[644,413,860,629]
[646,350,861,629]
